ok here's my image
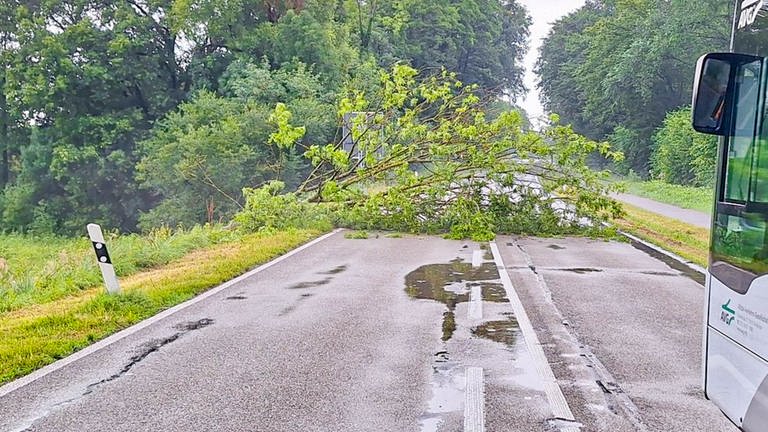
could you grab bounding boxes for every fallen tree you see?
[237,65,624,240]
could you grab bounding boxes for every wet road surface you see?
[0,233,550,432]
[496,236,737,432]
[0,232,737,431]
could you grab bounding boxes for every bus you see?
[691,1,768,430]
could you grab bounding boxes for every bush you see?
[234,181,333,233]
[651,107,717,187]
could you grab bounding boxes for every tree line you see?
[0,0,530,234]
[535,0,732,185]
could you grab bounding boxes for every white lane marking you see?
[468,286,483,320]
[472,250,483,268]
[464,367,485,432]
[0,229,343,399]
[489,242,577,424]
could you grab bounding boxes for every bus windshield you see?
[711,11,768,291]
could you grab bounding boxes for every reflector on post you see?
[87,223,120,294]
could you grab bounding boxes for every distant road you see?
[612,193,711,229]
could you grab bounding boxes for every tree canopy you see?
[0,0,532,234]
[536,0,731,177]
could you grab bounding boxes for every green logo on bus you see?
[721,299,736,325]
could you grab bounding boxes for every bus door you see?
[697,54,768,430]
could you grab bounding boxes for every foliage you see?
[298,65,623,240]
[337,0,531,96]
[608,126,649,177]
[137,61,335,229]
[537,0,731,175]
[344,230,370,239]
[0,0,188,233]
[651,107,718,187]
[0,0,531,234]
[234,181,333,232]
[535,1,606,138]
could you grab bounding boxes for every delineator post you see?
[87,223,120,294]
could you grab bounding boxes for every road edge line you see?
[0,228,343,398]
[490,241,576,423]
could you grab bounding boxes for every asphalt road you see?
[0,231,738,431]
[0,233,549,432]
[496,235,738,432]
[612,193,711,228]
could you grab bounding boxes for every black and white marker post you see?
[87,223,120,294]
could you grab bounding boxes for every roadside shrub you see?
[234,181,333,233]
[651,107,717,187]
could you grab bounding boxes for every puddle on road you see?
[547,244,566,250]
[555,268,603,274]
[288,277,332,289]
[479,243,494,260]
[408,256,542,432]
[405,261,500,341]
[471,282,508,303]
[319,265,348,275]
[418,351,465,432]
[629,240,705,285]
[472,314,519,347]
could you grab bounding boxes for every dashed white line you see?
[468,286,483,320]
[464,367,485,432]
[489,241,578,427]
[472,250,483,268]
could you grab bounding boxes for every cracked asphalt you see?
[0,233,547,432]
[0,232,740,431]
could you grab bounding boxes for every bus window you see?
[724,59,761,203]
[711,59,768,288]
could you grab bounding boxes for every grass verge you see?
[623,180,713,213]
[0,229,320,385]
[0,226,247,313]
[614,203,709,268]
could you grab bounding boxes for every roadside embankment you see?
[0,228,321,385]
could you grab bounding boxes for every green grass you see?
[0,225,243,313]
[344,230,370,239]
[0,228,321,385]
[614,203,709,267]
[623,179,714,213]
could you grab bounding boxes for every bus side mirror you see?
[692,53,762,135]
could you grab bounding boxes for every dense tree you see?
[0,0,532,233]
[346,0,530,97]
[536,0,731,176]
[137,61,336,228]
[0,0,189,232]
[535,1,605,139]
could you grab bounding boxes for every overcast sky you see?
[517,0,586,122]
